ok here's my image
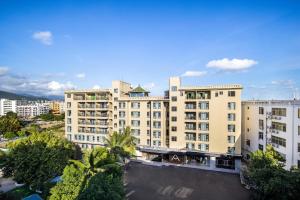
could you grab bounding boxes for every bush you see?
[4,132,18,140]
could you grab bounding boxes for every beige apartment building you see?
[65,77,242,171]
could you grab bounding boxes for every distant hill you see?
[0,90,53,101]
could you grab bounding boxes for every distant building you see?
[17,103,50,118]
[49,101,65,115]
[0,98,17,116]
[242,100,300,169]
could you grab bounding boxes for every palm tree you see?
[105,126,136,164]
[70,147,118,177]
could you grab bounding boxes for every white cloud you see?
[76,73,86,79]
[48,81,75,91]
[181,71,207,77]
[32,31,53,45]
[206,58,257,71]
[0,66,9,75]
[92,85,101,89]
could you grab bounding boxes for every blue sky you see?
[0,0,300,99]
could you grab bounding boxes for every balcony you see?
[185,104,197,110]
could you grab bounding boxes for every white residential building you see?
[242,100,300,169]
[17,103,50,118]
[0,99,17,116]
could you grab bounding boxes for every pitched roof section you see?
[130,85,149,93]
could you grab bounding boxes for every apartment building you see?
[0,99,17,116]
[49,101,65,115]
[65,77,242,172]
[17,103,50,118]
[242,100,300,169]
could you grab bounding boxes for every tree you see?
[105,126,136,164]
[0,112,21,135]
[49,164,85,200]
[78,173,125,200]
[2,132,76,190]
[248,145,300,200]
[49,147,123,200]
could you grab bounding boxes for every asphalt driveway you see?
[125,162,251,200]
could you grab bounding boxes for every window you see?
[298,126,300,136]
[67,94,71,98]
[67,118,71,124]
[271,136,286,147]
[259,107,264,115]
[199,102,209,110]
[171,136,177,141]
[219,91,223,95]
[171,126,177,131]
[119,111,126,118]
[199,123,209,131]
[228,124,235,132]
[259,132,263,140]
[114,88,118,93]
[171,86,177,91]
[227,147,235,154]
[215,92,218,97]
[171,106,177,111]
[119,102,126,109]
[228,91,236,97]
[131,102,140,109]
[131,120,140,127]
[67,110,71,116]
[153,131,161,138]
[67,102,71,108]
[298,109,300,118]
[227,136,235,143]
[185,133,196,141]
[67,126,72,132]
[272,122,286,132]
[119,120,126,127]
[153,121,161,128]
[153,111,161,119]
[258,144,264,151]
[131,129,140,136]
[298,143,300,153]
[228,102,236,110]
[131,111,140,118]
[186,143,195,150]
[259,119,264,130]
[199,112,209,120]
[228,113,235,121]
[272,108,286,117]
[147,139,150,145]
[171,116,177,122]
[171,96,177,102]
[147,130,150,136]
[199,143,209,152]
[153,102,161,109]
[199,134,209,142]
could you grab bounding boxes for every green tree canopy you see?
[105,126,136,164]
[249,145,300,200]
[0,111,21,135]
[2,132,76,190]
[49,147,123,200]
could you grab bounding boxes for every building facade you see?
[49,101,65,115]
[0,99,17,116]
[242,100,300,169]
[16,103,50,118]
[65,77,243,171]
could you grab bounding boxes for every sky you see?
[0,0,300,99]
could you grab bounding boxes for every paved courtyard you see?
[125,162,251,200]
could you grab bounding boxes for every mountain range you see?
[0,90,64,101]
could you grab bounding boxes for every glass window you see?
[228,147,235,154]
[271,135,286,147]
[259,119,264,130]
[199,123,209,131]
[114,88,118,93]
[198,143,209,152]
[259,107,264,115]
[171,106,177,111]
[171,136,177,141]
[131,102,140,109]
[67,102,71,108]
[228,102,236,110]
[228,91,236,97]
[258,144,264,151]
[199,112,209,120]
[171,116,177,122]
[228,124,235,132]
[171,86,177,91]
[131,111,140,118]
[199,134,209,142]
[227,136,235,143]
[131,120,140,127]
[259,132,263,140]
[153,111,161,119]
[171,96,177,102]
[199,102,209,110]
[153,102,161,109]
[171,126,177,131]
[272,108,286,117]
[228,113,235,121]
[272,122,286,132]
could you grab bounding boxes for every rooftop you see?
[179,84,243,90]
